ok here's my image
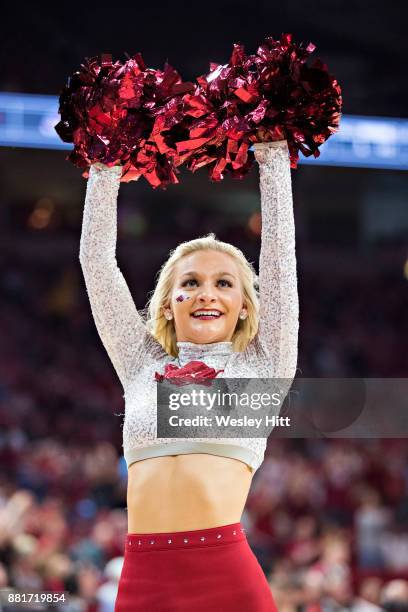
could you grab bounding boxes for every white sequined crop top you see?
[79,141,299,473]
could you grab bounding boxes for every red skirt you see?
[114,521,277,611]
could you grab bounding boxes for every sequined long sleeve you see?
[241,140,299,380]
[79,163,163,390]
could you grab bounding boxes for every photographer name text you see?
[168,415,290,429]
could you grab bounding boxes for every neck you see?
[176,340,234,366]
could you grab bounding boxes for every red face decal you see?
[176,294,191,303]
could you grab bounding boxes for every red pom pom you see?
[54,54,194,188]
[171,34,342,180]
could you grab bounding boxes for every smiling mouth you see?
[191,312,224,320]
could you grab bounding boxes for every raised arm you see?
[244,140,299,380]
[79,163,163,390]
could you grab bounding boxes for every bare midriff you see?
[127,453,254,533]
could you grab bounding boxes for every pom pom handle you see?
[253,139,290,167]
[253,140,288,150]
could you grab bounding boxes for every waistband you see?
[125,521,246,552]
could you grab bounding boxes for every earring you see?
[165,312,173,320]
[239,311,247,320]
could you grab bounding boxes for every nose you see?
[198,293,216,303]
[197,284,217,303]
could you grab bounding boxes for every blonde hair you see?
[144,233,260,357]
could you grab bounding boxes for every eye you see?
[218,279,233,287]
[181,279,197,287]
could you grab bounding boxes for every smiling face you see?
[164,249,248,344]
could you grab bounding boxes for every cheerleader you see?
[79,140,299,611]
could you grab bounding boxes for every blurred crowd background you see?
[1,0,408,610]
